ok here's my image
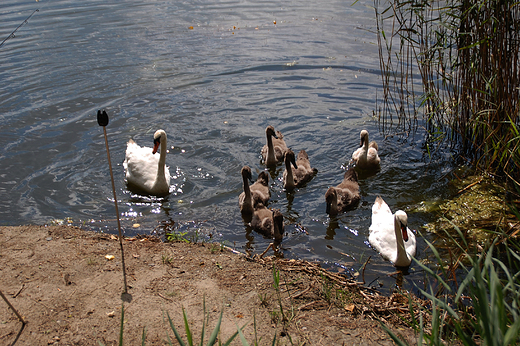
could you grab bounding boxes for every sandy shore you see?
[0,225,415,345]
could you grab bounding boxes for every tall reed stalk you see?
[375,0,520,185]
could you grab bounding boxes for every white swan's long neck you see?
[394,215,409,264]
[156,135,167,180]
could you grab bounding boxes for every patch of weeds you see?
[269,310,280,325]
[335,287,353,308]
[320,274,334,304]
[209,243,222,254]
[165,230,189,243]
[382,224,520,345]
[161,253,174,265]
[166,291,178,298]
[258,292,269,308]
[189,229,200,244]
[271,264,297,339]
[165,295,248,346]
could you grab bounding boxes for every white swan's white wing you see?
[369,197,398,263]
[370,196,392,220]
[124,140,160,192]
[369,222,398,263]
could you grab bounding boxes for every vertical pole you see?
[98,110,128,294]
[0,289,25,325]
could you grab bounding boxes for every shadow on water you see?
[326,217,340,240]
[283,190,299,222]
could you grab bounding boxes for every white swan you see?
[368,197,416,267]
[352,130,380,171]
[283,149,318,189]
[123,129,171,197]
[261,125,288,167]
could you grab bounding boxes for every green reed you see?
[374,0,520,184]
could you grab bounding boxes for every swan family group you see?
[123,127,417,267]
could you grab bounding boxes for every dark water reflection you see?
[0,0,454,292]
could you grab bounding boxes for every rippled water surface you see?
[0,0,453,291]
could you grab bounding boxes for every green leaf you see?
[119,304,125,346]
[236,322,250,346]
[206,310,223,346]
[182,307,193,346]
[141,326,147,346]
[167,311,186,346]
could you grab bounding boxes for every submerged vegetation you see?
[419,171,513,242]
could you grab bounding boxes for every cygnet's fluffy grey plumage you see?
[282,149,318,189]
[351,130,380,171]
[325,168,360,216]
[249,171,270,206]
[238,167,270,215]
[261,125,288,167]
[251,205,284,242]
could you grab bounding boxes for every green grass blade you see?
[270,331,277,346]
[406,294,418,332]
[119,304,125,346]
[411,253,452,293]
[167,311,186,346]
[141,326,146,346]
[182,307,193,346]
[504,318,520,345]
[419,287,460,320]
[378,321,409,346]
[236,322,250,346]
[206,309,223,346]
[221,320,249,346]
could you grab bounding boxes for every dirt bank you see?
[0,225,417,345]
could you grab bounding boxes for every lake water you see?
[0,0,454,292]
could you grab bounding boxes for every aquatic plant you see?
[381,223,520,345]
[374,0,520,185]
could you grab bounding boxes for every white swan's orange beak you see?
[152,139,160,154]
[401,225,409,242]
